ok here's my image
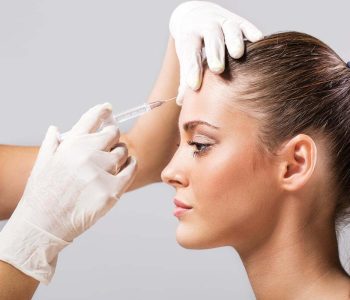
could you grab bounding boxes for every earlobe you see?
[278,134,318,191]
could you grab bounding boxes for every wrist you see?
[0,214,70,284]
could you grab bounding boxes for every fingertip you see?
[247,29,264,42]
[128,156,138,169]
[207,55,225,74]
[100,103,114,121]
[111,143,128,158]
[176,86,185,106]
[46,125,60,141]
[250,30,264,42]
[101,102,113,112]
[240,21,264,42]
[209,62,225,74]
[48,125,58,132]
[186,67,202,90]
[229,45,245,59]
[176,97,183,106]
[186,62,203,90]
[206,55,224,74]
[39,125,60,156]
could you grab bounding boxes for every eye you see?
[187,140,212,157]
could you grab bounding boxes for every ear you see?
[277,134,318,191]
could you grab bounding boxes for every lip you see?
[173,198,193,218]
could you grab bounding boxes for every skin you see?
[0,37,180,299]
[161,70,350,299]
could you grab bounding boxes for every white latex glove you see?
[0,103,137,284]
[169,1,263,104]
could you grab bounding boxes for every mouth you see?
[173,198,193,218]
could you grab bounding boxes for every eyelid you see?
[192,134,216,144]
[176,133,217,146]
[187,140,213,157]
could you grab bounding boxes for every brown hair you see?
[219,31,350,224]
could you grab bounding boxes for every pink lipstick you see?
[173,199,192,218]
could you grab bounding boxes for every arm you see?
[0,37,180,220]
[120,36,180,190]
[0,261,39,300]
[0,145,38,220]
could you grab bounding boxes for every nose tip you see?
[161,167,174,185]
[161,166,187,188]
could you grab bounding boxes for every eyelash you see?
[187,140,212,157]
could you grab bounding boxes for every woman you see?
[2,1,349,299]
[0,1,263,299]
[161,32,350,299]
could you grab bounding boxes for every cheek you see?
[192,142,258,204]
[186,142,278,248]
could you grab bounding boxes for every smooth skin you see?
[161,70,350,299]
[0,37,180,300]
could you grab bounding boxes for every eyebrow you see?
[183,120,220,132]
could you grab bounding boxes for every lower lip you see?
[173,207,192,218]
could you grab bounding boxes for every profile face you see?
[161,71,283,252]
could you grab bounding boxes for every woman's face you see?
[161,72,284,252]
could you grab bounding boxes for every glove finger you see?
[176,54,189,105]
[239,19,263,42]
[177,35,203,91]
[176,84,186,106]
[222,19,245,59]
[32,125,60,175]
[91,146,128,174]
[70,103,114,136]
[99,111,119,128]
[112,144,129,174]
[203,26,225,74]
[82,125,120,151]
[113,156,137,197]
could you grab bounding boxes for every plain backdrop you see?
[0,1,349,299]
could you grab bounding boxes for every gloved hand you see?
[0,103,137,284]
[169,1,263,104]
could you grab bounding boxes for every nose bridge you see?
[161,147,189,187]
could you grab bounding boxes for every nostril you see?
[161,168,180,186]
[168,179,183,187]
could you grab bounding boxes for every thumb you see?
[32,126,60,175]
[113,156,137,198]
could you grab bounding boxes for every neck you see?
[238,214,349,299]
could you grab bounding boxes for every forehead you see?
[179,71,253,131]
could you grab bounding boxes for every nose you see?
[161,154,189,188]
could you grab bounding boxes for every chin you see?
[175,225,221,250]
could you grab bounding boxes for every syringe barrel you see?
[59,100,167,141]
[114,103,151,123]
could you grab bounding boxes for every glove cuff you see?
[0,215,70,284]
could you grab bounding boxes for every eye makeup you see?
[187,134,217,157]
[187,140,213,157]
[177,119,220,157]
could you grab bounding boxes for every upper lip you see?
[174,198,192,209]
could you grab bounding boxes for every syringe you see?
[59,96,176,141]
[114,98,174,123]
